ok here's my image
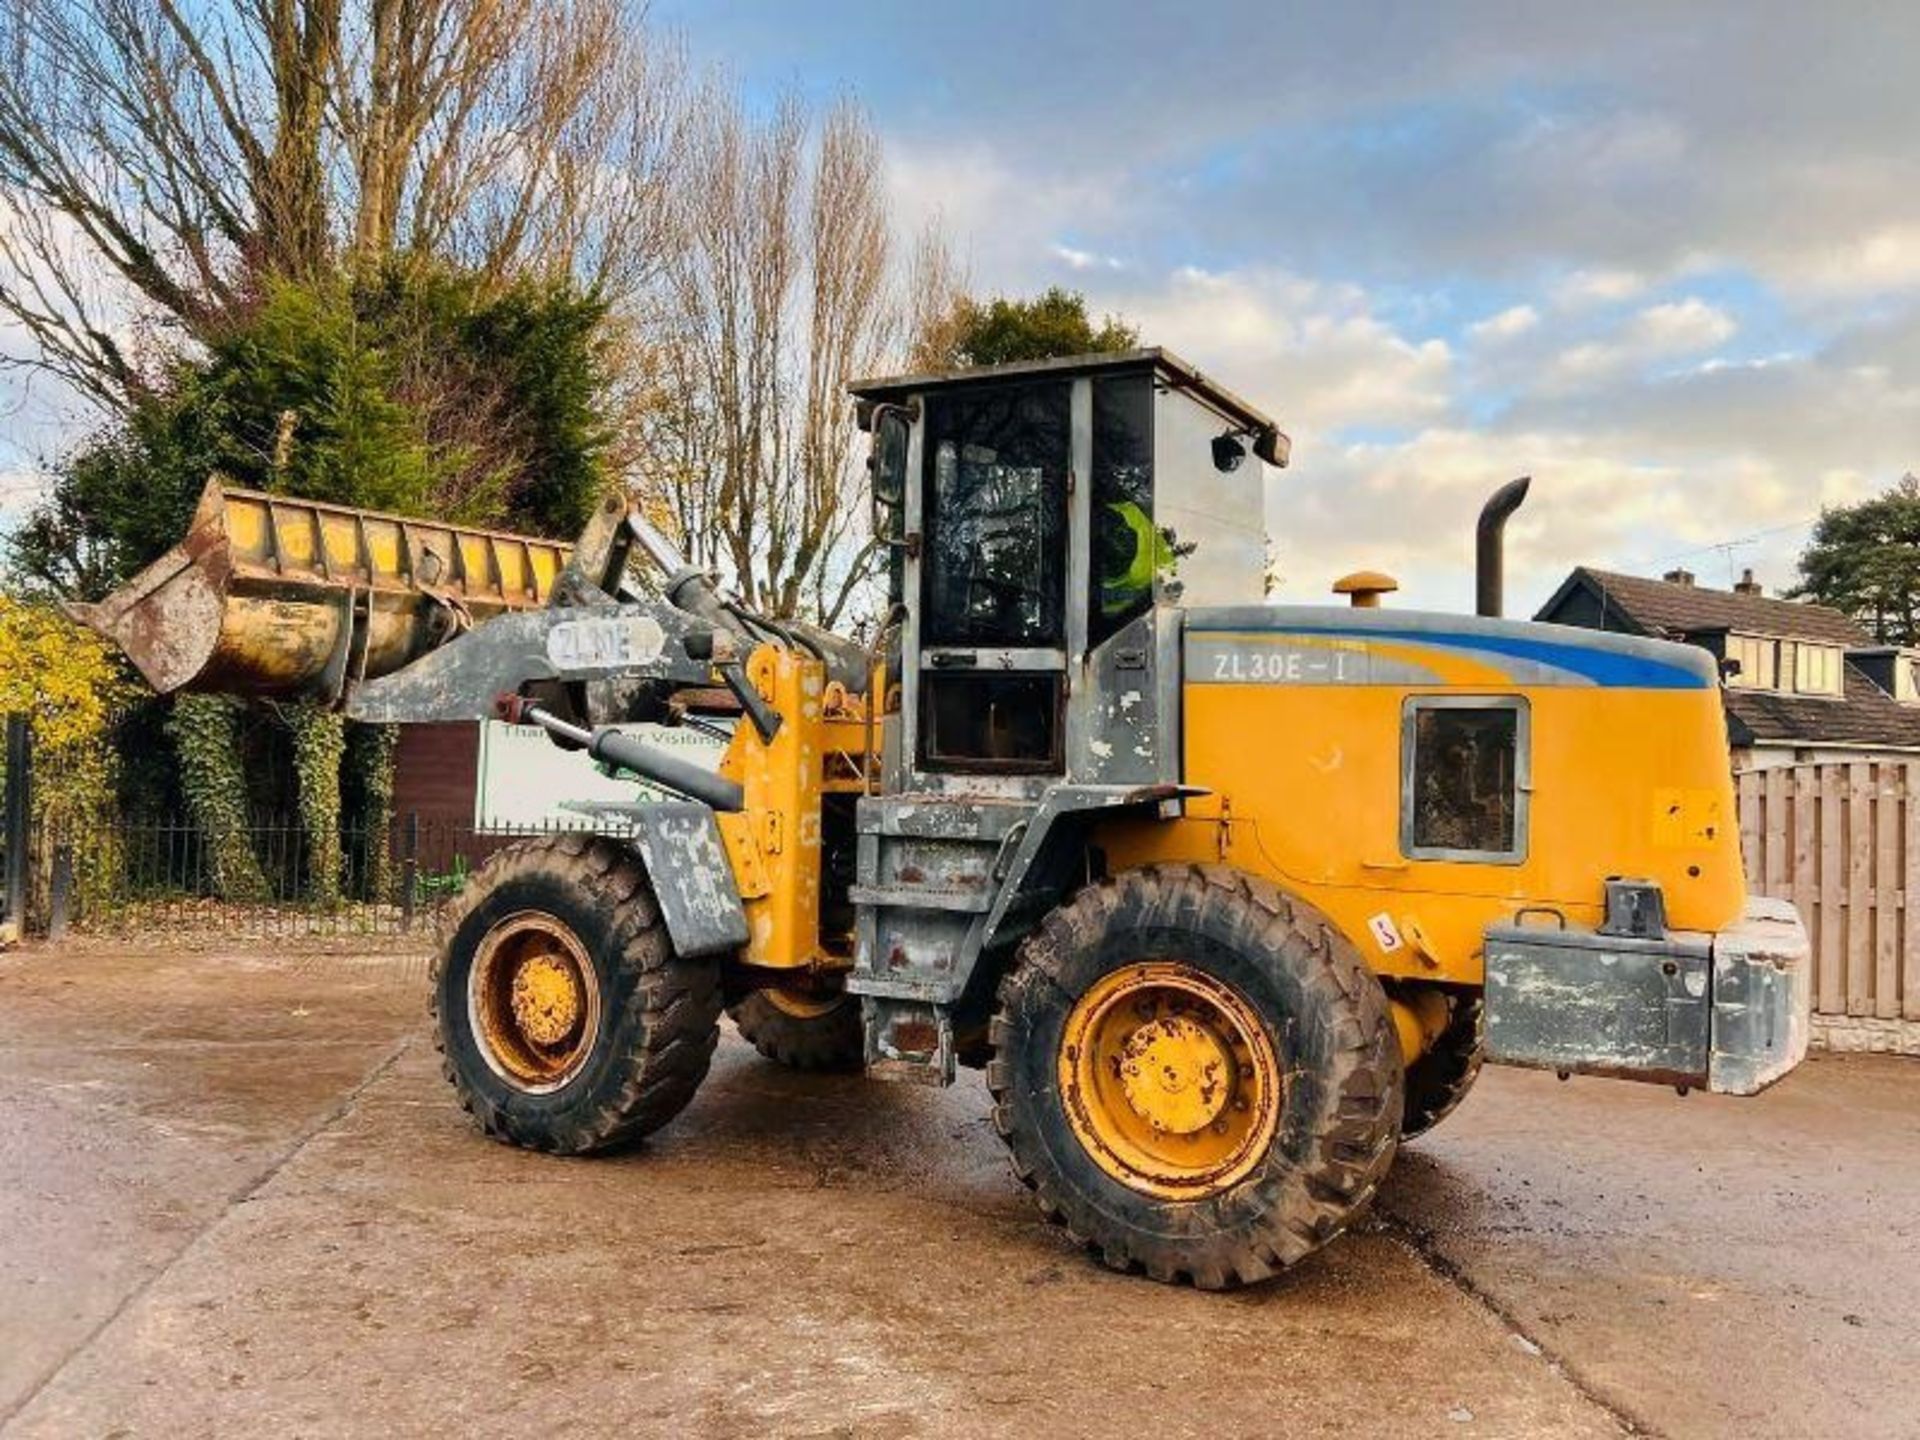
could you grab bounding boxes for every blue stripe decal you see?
[1312,628,1712,690]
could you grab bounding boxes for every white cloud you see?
[1273,422,1889,616]
[983,250,1917,618]
[1628,297,1737,353]
[1050,243,1124,272]
[1099,265,1454,431]
[1553,268,1649,309]
[1503,109,1690,187]
[1268,310,1920,613]
[1776,223,1920,296]
[1534,295,1739,392]
[1543,340,1625,388]
[885,139,1121,284]
[1467,304,1539,343]
[1694,350,1799,375]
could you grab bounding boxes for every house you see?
[1536,566,1920,770]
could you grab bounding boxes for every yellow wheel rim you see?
[468,912,602,1094]
[1058,961,1282,1201]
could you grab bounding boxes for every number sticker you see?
[1366,911,1404,954]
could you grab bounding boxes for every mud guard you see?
[569,801,749,960]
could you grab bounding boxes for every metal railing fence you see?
[26,809,626,940]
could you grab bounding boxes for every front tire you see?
[433,833,722,1154]
[988,864,1403,1289]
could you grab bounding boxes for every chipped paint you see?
[589,803,752,958]
[71,480,571,702]
[1484,897,1810,1095]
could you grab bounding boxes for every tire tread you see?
[987,863,1403,1289]
[431,833,720,1154]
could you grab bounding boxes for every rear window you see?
[1401,697,1528,862]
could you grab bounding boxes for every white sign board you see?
[474,720,731,830]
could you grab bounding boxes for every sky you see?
[2,3,1915,618]
[658,0,1920,614]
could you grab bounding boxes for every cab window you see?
[1089,373,1155,647]
[921,382,1069,648]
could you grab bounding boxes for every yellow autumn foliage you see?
[0,593,132,823]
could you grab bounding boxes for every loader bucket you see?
[68,480,572,701]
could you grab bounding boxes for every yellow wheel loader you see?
[78,348,1810,1288]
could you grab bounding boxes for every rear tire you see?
[728,987,864,1071]
[988,864,1403,1289]
[1401,994,1483,1141]
[432,833,721,1154]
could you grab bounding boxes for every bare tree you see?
[0,0,683,410]
[641,90,951,627]
[339,0,684,294]
[900,219,969,374]
[0,0,961,627]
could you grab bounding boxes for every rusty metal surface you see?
[467,912,602,1093]
[343,603,718,723]
[596,803,750,959]
[1707,896,1811,1094]
[849,795,1022,1012]
[861,994,956,1083]
[1484,922,1715,1086]
[69,481,570,701]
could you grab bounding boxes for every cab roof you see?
[849,347,1288,464]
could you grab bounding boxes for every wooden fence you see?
[1736,760,1917,1022]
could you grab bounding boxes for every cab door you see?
[909,379,1073,781]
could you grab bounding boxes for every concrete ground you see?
[0,945,1912,1439]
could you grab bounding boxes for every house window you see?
[1792,644,1842,697]
[1401,697,1529,863]
[1726,634,1776,689]
[1900,658,1920,703]
[1724,635,1842,697]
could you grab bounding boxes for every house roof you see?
[1537,566,1920,752]
[1541,567,1870,646]
[1725,663,1920,749]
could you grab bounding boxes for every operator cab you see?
[853,349,1289,796]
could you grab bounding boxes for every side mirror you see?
[868,404,912,544]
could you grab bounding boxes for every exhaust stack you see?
[1475,476,1531,618]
